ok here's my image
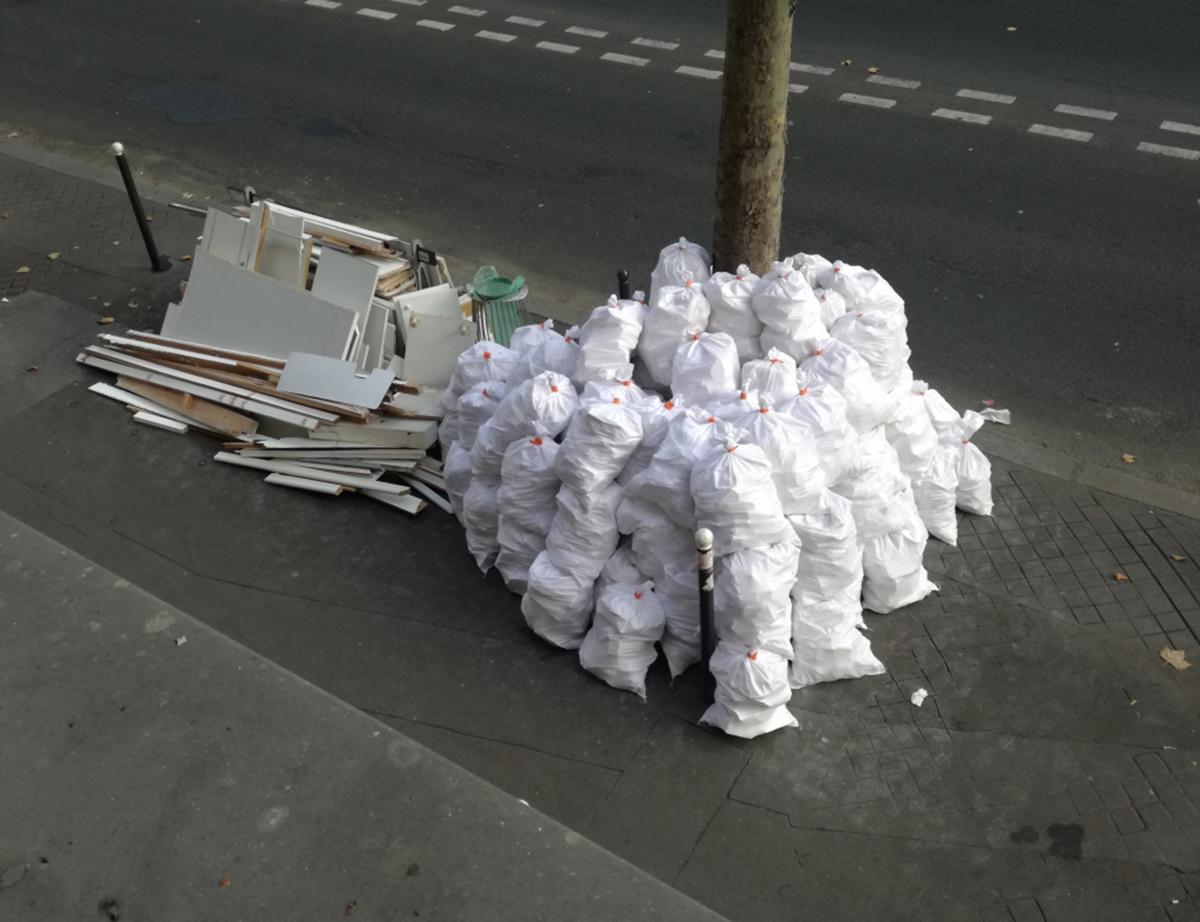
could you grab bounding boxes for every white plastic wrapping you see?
[740,348,799,406]
[522,550,595,650]
[700,642,798,739]
[670,331,740,406]
[649,237,711,309]
[640,281,712,386]
[575,296,645,383]
[544,483,623,581]
[555,399,643,494]
[714,538,800,653]
[690,440,793,555]
[737,399,827,515]
[578,581,666,699]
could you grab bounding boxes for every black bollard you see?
[111,142,169,273]
[616,268,631,301]
[695,527,716,704]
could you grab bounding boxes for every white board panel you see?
[277,352,395,407]
[401,310,475,388]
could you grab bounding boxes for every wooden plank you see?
[117,378,260,438]
[79,353,321,430]
[123,331,287,368]
[400,476,453,514]
[214,451,411,494]
[381,386,444,420]
[289,461,381,477]
[89,382,224,435]
[132,410,189,434]
[308,416,437,449]
[367,491,427,517]
[264,472,346,496]
[85,346,340,421]
[417,456,444,474]
[163,250,359,361]
[251,437,424,456]
[405,467,446,490]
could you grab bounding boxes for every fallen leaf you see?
[181,254,192,262]
[841,58,853,66]
[15,265,30,273]
[175,635,188,647]
[47,252,60,261]
[26,365,38,373]
[5,131,17,139]
[1006,25,1019,31]
[1160,648,1192,671]
[866,65,879,74]
[97,316,115,325]
[1113,572,1129,583]
[218,876,232,888]
[1121,453,1136,464]
[1171,554,1187,562]
[127,300,139,309]
[343,900,358,917]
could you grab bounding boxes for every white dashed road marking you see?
[839,93,896,109]
[565,25,607,38]
[866,75,920,89]
[537,41,578,54]
[1161,121,1200,137]
[792,62,834,76]
[305,0,340,8]
[476,29,515,42]
[417,18,454,29]
[1054,104,1117,121]
[705,50,725,60]
[448,5,485,15]
[789,84,808,95]
[356,8,395,19]
[505,15,544,27]
[676,65,721,79]
[956,89,1016,105]
[1137,141,1200,161]
[632,37,679,50]
[1029,123,1093,142]
[602,52,649,67]
[932,108,992,125]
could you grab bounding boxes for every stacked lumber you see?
[77,200,469,518]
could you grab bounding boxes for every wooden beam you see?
[117,378,260,438]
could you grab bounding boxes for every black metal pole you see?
[617,268,631,301]
[696,527,716,704]
[111,142,169,273]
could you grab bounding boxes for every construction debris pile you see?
[441,238,995,738]
[78,201,470,516]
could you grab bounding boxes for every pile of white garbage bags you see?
[435,237,996,739]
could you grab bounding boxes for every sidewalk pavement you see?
[2,144,1200,921]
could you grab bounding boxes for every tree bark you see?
[711,0,795,274]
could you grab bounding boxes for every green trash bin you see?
[470,266,529,348]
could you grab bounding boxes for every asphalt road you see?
[1,0,1198,491]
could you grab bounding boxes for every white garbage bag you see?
[790,600,885,688]
[522,550,595,650]
[575,296,645,383]
[438,412,462,459]
[554,398,644,493]
[832,428,909,542]
[700,642,797,739]
[655,561,702,679]
[545,483,623,581]
[912,441,960,545]
[790,252,833,288]
[788,491,863,607]
[509,319,560,357]
[596,543,648,597]
[649,237,711,309]
[813,287,847,329]
[579,581,666,700]
[618,395,684,486]
[670,331,740,406]
[471,371,578,480]
[703,265,763,363]
[758,317,829,365]
[495,518,546,594]
[781,381,858,485]
[956,411,993,515]
[443,441,473,523]
[830,310,911,391]
[690,439,794,555]
[737,398,826,515]
[446,340,519,403]
[799,337,896,433]
[581,364,652,407]
[714,538,800,653]
[826,263,905,316]
[886,379,939,481]
[462,477,501,573]
[709,389,761,425]
[507,330,579,389]
[457,380,509,450]
[640,281,711,386]
[740,348,799,406]
[922,386,962,437]
[626,408,732,528]
[751,258,823,333]
[862,492,938,614]
[498,431,560,537]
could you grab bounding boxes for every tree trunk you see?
[711,0,795,274]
